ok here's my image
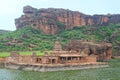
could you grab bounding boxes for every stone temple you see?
[5,40,112,71]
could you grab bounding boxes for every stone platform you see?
[4,62,109,72]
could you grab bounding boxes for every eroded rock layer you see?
[15,6,120,34]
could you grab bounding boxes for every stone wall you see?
[85,56,97,62]
[5,62,109,72]
[0,62,4,68]
[8,52,38,64]
[0,58,6,61]
[0,58,6,67]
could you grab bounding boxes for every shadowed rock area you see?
[15,6,120,35]
[63,40,112,61]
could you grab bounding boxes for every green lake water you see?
[0,59,120,80]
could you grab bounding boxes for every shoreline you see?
[4,62,109,72]
[0,62,4,68]
[113,56,120,59]
[0,58,6,68]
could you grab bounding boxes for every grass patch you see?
[0,52,10,58]
[19,51,51,56]
[19,51,44,56]
[0,51,46,58]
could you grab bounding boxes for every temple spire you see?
[53,40,62,51]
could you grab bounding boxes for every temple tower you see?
[53,40,62,51]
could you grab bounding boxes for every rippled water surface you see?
[0,59,120,80]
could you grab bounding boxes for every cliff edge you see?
[15,6,120,34]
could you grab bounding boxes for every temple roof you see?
[59,54,83,57]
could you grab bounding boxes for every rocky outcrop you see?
[15,6,120,35]
[64,40,112,61]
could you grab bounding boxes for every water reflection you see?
[0,69,18,80]
[0,63,120,80]
[0,68,52,80]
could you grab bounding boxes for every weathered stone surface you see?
[5,62,108,72]
[64,40,112,61]
[0,61,4,68]
[15,6,120,34]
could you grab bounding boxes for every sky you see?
[0,0,120,31]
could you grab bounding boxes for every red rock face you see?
[15,6,120,34]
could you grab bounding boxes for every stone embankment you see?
[5,62,109,72]
[0,62,4,68]
[0,58,6,68]
[113,56,120,59]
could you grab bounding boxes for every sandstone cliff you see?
[15,6,120,34]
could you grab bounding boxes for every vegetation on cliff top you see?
[0,30,11,35]
[0,24,120,55]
